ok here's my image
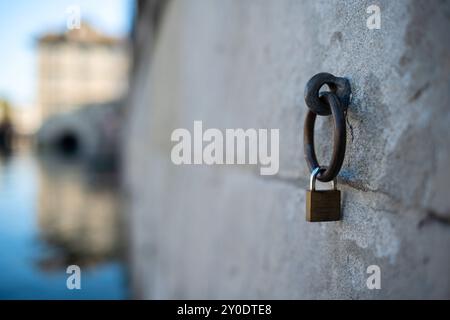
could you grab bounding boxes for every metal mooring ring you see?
[304,92,346,182]
[304,72,351,116]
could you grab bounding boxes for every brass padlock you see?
[306,167,341,222]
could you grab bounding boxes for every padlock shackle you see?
[310,167,337,191]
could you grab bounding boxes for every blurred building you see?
[37,23,129,121]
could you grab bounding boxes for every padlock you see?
[306,167,341,222]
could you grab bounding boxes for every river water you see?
[0,145,128,299]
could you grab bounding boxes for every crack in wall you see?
[263,172,450,228]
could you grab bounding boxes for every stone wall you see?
[124,0,450,299]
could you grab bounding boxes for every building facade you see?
[37,23,129,121]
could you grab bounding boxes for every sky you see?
[0,0,134,108]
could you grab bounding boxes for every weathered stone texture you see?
[124,0,450,298]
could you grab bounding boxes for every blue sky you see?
[0,0,134,107]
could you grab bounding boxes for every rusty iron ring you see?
[304,92,346,182]
[304,72,351,116]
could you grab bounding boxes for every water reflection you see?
[0,145,127,299]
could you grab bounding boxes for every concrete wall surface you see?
[124,0,450,299]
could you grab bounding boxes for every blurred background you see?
[1,0,449,300]
[0,0,133,299]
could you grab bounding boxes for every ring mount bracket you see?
[304,72,351,116]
